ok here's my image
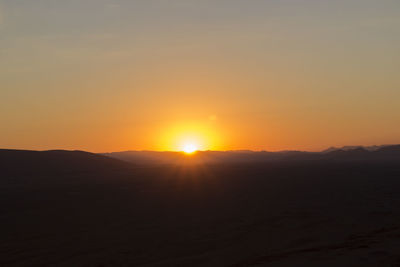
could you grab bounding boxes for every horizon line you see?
[1,144,398,154]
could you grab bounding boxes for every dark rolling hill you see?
[1,146,400,266]
[103,144,400,165]
[0,149,131,175]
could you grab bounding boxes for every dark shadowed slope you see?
[2,148,400,266]
[0,149,131,174]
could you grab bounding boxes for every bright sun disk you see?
[182,143,198,154]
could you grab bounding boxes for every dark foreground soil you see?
[2,161,400,266]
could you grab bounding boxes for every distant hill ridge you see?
[0,149,130,174]
[103,144,400,165]
[1,145,399,172]
[322,145,392,153]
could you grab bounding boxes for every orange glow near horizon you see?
[158,121,222,152]
[1,2,400,153]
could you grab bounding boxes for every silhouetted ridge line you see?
[0,149,130,175]
[103,144,400,165]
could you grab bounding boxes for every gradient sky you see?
[1,0,400,152]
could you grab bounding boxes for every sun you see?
[159,121,223,152]
[182,143,198,154]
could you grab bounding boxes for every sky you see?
[1,0,400,152]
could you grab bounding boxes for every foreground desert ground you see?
[1,150,400,266]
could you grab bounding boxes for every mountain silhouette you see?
[2,145,400,266]
[0,149,130,175]
[103,144,400,165]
